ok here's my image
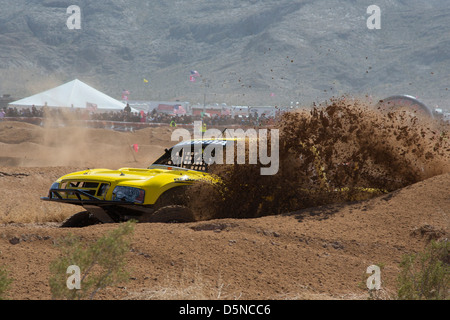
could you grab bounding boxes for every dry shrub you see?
[397,240,449,300]
[188,96,449,221]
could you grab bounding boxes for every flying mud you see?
[188,96,450,221]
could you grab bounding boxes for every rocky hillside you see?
[0,0,449,108]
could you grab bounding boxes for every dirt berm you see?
[0,170,448,300]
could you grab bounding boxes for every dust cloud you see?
[0,108,175,168]
[188,96,450,220]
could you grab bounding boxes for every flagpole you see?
[202,78,210,116]
[203,92,206,115]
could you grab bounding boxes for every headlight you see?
[50,182,60,190]
[112,186,145,204]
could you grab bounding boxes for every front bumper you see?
[41,189,153,223]
[41,189,136,206]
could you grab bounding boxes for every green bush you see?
[49,220,136,300]
[0,265,13,300]
[397,240,449,300]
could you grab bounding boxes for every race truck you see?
[41,139,232,224]
[42,136,384,226]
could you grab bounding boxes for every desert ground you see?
[0,118,448,301]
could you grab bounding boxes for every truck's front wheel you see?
[139,205,195,223]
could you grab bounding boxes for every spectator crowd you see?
[0,105,279,127]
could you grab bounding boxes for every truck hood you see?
[57,165,210,185]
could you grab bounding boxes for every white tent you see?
[9,79,136,112]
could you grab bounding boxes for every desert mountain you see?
[0,0,449,108]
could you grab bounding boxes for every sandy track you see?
[0,120,448,300]
[0,169,448,300]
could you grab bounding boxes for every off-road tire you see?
[153,186,191,208]
[140,205,195,223]
[61,211,102,228]
[138,186,194,223]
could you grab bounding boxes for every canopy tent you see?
[9,79,137,112]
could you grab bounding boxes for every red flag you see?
[122,90,130,100]
[133,144,139,153]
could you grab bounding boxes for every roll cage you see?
[152,140,232,172]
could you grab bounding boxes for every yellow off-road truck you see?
[41,139,230,224]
